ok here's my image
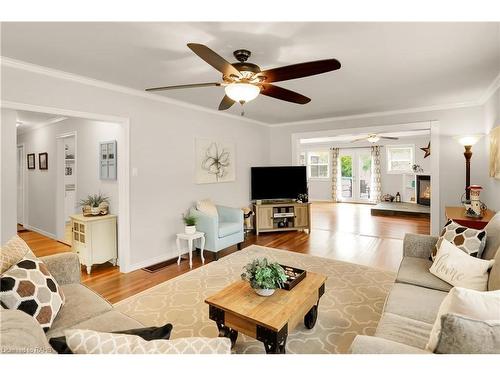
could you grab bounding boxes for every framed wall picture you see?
[195,138,235,184]
[39,152,48,170]
[490,126,500,179]
[27,153,35,169]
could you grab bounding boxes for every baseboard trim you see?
[126,253,177,273]
[23,224,57,240]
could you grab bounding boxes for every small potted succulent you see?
[241,258,288,297]
[79,193,109,216]
[182,214,197,234]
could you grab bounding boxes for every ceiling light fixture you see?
[367,135,380,143]
[224,83,260,103]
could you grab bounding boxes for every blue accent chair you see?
[190,205,244,260]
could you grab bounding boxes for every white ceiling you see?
[15,110,67,133]
[2,22,499,124]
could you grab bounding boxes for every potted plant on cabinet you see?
[241,258,288,296]
[79,193,109,216]
[183,214,197,234]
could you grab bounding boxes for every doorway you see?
[339,148,372,203]
[17,144,25,226]
[56,133,77,245]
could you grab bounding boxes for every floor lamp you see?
[455,134,483,202]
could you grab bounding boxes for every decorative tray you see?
[279,264,307,291]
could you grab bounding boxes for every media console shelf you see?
[254,202,311,235]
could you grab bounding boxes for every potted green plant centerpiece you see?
[182,214,197,234]
[241,258,288,297]
[79,193,110,216]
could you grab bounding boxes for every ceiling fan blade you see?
[187,43,241,77]
[218,95,235,111]
[260,84,311,104]
[380,136,399,140]
[258,59,341,83]
[145,82,221,92]
[350,138,366,143]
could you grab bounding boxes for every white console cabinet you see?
[70,214,117,274]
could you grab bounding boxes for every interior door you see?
[339,149,372,203]
[17,145,24,225]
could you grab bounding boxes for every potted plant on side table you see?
[241,258,288,296]
[183,214,197,234]
[79,193,109,216]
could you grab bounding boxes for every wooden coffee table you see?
[205,272,327,354]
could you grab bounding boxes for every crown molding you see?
[2,56,498,129]
[0,56,268,127]
[17,116,68,135]
[478,71,500,105]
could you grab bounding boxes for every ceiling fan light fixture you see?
[224,83,260,103]
[367,135,380,143]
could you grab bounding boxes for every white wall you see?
[481,88,500,210]
[1,64,270,270]
[17,118,121,237]
[0,109,17,244]
[270,102,499,228]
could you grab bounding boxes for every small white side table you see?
[176,231,205,269]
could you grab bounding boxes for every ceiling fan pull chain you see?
[239,100,246,116]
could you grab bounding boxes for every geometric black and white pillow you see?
[0,250,65,331]
[431,220,487,261]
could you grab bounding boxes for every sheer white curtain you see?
[371,145,382,203]
[330,148,340,202]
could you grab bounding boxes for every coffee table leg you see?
[304,304,318,329]
[216,322,238,348]
[257,324,288,354]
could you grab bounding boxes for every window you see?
[307,151,330,179]
[386,145,414,173]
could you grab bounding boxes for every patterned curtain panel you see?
[371,146,382,203]
[331,148,340,202]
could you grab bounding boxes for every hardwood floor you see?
[19,202,429,304]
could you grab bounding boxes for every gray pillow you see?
[435,313,500,354]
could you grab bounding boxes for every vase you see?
[254,288,276,297]
[185,225,196,234]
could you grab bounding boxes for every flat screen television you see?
[251,166,307,200]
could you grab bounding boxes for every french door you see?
[339,149,372,203]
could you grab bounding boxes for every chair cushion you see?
[218,222,241,238]
[384,283,447,324]
[396,257,452,292]
[196,199,218,217]
[375,312,433,350]
[482,212,500,261]
[46,284,112,337]
[488,242,500,291]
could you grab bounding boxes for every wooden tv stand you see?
[254,202,311,235]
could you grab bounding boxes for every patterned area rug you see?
[115,245,395,354]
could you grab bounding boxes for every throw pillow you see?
[0,235,31,274]
[65,329,231,354]
[429,239,494,291]
[431,220,486,260]
[426,287,500,352]
[196,199,218,217]
[49,323,173,354]
[0,250,65,331]
[435,314,500,354]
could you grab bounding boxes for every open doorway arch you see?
[4,101,132,272]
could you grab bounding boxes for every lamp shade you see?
[455,134,483,146]
[224,83,260,103]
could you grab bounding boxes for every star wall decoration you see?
[420,142,431,158]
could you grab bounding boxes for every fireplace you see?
[416,175,431,206]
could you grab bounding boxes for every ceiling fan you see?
[145,43,341,114]
[351,134,399,143]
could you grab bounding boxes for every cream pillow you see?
[0,235,31,274]
[65,329,231,354]
[426,287,500,352]
[196,199,218,217]
[429,239,494,291]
